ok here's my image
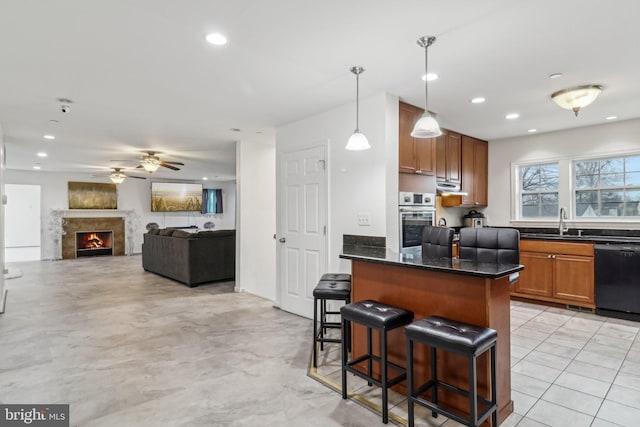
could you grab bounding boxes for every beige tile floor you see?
[2,256,640,426]
[314,301,640,426]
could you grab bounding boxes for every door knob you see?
[279,237,286,243]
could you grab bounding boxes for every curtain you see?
[202,189,223,214]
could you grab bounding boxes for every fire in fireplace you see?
[76,231,114,258]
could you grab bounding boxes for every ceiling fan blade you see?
[126,175,147,179]
[161,161,185,165]
[160,163,180,171]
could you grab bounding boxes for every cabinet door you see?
[447,131,461,183]
[516,252,553,297]
[474,140,488,206]
[553,255,595,304]
[399,102,419,173]
[461,136,475,205]
[415,138,435,175]
[435,131,447,180]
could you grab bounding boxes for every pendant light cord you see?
[424,44,429,112]
[355,72,360,131]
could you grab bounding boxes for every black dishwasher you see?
[595,243,640,321]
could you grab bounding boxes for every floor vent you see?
[566,304,594,313]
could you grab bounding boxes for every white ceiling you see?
[1,0,639,181]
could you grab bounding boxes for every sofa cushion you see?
[147,228,161,235]
[197,229,235,238]
[172,230,195,239]
[158,228,175,236]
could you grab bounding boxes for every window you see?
[574,155,640,217]
[519,163,559,217]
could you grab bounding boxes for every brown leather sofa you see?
[142,228,235,286]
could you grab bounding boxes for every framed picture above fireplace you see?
[68,182,118,210]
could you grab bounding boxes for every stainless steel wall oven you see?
[399,192,436,252]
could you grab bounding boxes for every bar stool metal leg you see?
[491,344,498,427]
[341,316,349,399]
[407,338,415,427]
[469,353,477,426]
[381,329,388,424]
[431,346,438,418]
[367,327,373,386]
[313,297,319,368]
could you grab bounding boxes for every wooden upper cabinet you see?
[435,130,461,184]
[461,135,488,206]
[399,102,435,175]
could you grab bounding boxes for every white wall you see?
[0,126,6,312]
[4,169,236,259]
[235,137,277,300]
[486,118,640,228]
[277,92,397,275]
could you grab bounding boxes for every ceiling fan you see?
[137,151,184,173]
[93,167,147,184]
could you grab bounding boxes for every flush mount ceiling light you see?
[205,32,227,46]
[411,36,442,138]
[551,85,603,116]
[345,66,370,151]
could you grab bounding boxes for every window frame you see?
[513,160,560,220]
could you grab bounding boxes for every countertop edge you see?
[340,253,524,279]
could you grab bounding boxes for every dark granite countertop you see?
[340,246,523,279]
[519,232,640,244]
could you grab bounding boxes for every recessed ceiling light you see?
[33,164,41,170]
[43,134,55,140]
[421,73,438,82]
[606,116,617,120]
[470,97,486,104]
[549,73,563,79]
[528,129,537,133]
[205,32,227,46]
[202,177,208,181]
[37,152,47,157]
[505,113,520,120]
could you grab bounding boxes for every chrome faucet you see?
[559,207,568,235]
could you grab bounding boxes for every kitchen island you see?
[340,246,523,425]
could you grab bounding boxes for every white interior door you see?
[279,145,327,318]
[4,184,41,262]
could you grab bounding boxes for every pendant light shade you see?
[345,66,370,151]
[551,85,603,116]
[411,36,442,138]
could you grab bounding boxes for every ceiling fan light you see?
[411,112,442,138]
[551,85,603,116]
[345,131,371,151]
[109,172,126,184]
[141,158,160,172]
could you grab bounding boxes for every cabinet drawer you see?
[521,239,594,257]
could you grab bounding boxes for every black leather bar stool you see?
[312,274,351,368]
[341,300,414,424]
[405,316,498,427]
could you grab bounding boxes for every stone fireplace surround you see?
[62,217,125,259]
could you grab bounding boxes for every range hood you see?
[436,181,468,196]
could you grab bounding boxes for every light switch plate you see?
[357,213,371,226]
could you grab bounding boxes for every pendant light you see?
[411,36,442,138]
[345,66,371,150]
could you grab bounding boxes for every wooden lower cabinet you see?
[513,240,595,308]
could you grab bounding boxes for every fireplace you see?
[61,217,125,259]
[75,231,114,258]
